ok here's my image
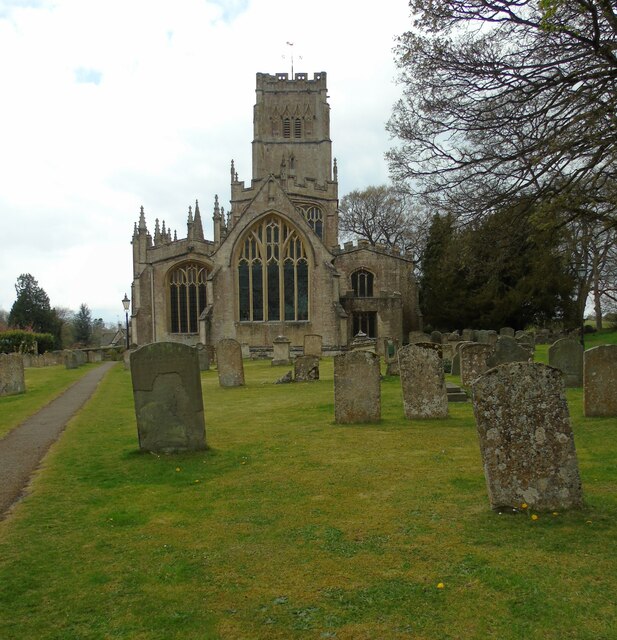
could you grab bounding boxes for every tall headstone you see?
[216,338,245,387]
[460,343,493,385]
[0,353,26,396]
[486,336,531,368]
[584,345,617,417]
[398,344,448,419]
[461,329,474,342]
[451,341,473,376]
[272,335,292,366]
[195,343,210,371]
[131,342,206,453]
[548,338,583,387]
[64,350,79,369]
[430,330,443,344]
[384,338,400,376]
[334,351,381,423]
[472,362,583,511]
[241,343,251,360]
[303,334,323,358]
[294,355,319,382]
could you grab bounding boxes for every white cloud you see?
[0,0,411,322]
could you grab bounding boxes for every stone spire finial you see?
[213,194,221,219]
[231,159,235,182]
[133,221,138,237]
[154,218,160,244]
[174,229,178,241]
[138,205,147,231]
[187,205,193,224]
[193,199,204,241]
[333,158,338,182]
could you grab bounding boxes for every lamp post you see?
[122,293,130,350]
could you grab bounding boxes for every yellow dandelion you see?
[552,512,558,517]
[175,467,181,472]
[437,582,445,589]
[586,520,593,524]
[194,479,200,483]
[521,503,528,509]
[531,514,538,521]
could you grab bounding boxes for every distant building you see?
[130,71,420,350]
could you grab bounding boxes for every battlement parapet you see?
[256,71,327,92]
[331,239,414,260]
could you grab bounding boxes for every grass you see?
[0,356,616,639]
[0,364,98,439]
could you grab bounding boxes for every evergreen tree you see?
[8,274,56,335]
[73,303,93,345]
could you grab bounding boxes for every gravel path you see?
[0,361,117,519]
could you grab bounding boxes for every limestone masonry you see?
[129,72,420,351]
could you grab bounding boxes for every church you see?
[129,71,420,352]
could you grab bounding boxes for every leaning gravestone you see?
[131,342,206,453]
[584,345,617,417]
[486,336,531,368]
[398,344,448,419]
[548,338,583,387]
[472,362,583,511]
[216,338,245,387]
[303,334,323,358]
[294,355,319,382]
[0,353,26,396]
[460,343,493,385]
[334,351,381,423]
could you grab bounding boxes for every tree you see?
[387,1,617,226]
[8,274,56,335]
[72,304,93,345]
[0,309,8,332]
[339,185,419,249]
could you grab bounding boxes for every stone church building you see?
[129,71,420,351]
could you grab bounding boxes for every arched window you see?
[169,263,208,333]
[296,204,323,239]
[294,118,302,138]
[238,216,309,322]
[283,117,291,139]
[351,269,374,297]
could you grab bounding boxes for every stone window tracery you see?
[296,203,323,239]
[169,263,208,333]
[351,269,374,297]
[238,215,309,322]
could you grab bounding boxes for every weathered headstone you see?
[272,335,292,366]
[303,334,323,358]
[548,338,583,387]
[351,331,377,353]
[430,330,443,344]
[64,350,79,369]
[131,342,206,453]
[515,331,535,351]
[398,344,448,419]
[87,350,102,363]
[451,341,474,376]
[486,330,498,346]
[195,343,210,371]
[584,345,617,417]
[294,355,319,382]
[123,349,133,370]
[460,343,493,385]
[472,362,583,511]
[384,338,400,376]
[0,353,26,396]
[461,329,474,342]
[334,351,381,423]
[409,331,432,344]
[486,336,531,368]
[216,338,245,387]
[413,341,443,358]
[477,330,490,344]
[499,327,515,337]
[241,343,251,359]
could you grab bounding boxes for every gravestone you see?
[0,353,26,396]
[515,331,535,351]
[75,350,87,366]
[303,334,323,358]
[87,350,102,363]
[486,336,531,368]
[477,330,489,344]
[398,344,448,419]
[500,327,515,337]
[195,343,210,371]
[64,350,79,369]
[413,341,443,358]
[384,338,400,376]
[472,362,583,511]
[131,342,206,453]
[351,331,377,353]
[451,341,474,376]
[272,335,292,366]
[123,349,133,370]
[461,329,474,342]
[334,351,381,423]
[460,343,493,385]
[430,330,443,344]
[294,355,319,382]
[548,338,583,387]
[241,343,251,359]
[409,331,432,344]
[584,345,617,417]
[486,330,498,346]
[216,338,245,387]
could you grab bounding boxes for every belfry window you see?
[294,118,302,138]
[283,117,291,138]
[238,215,309,322]
[169,263,207,333]
[351,269,374,297]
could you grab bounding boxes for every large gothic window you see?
[296,204,323,239]
[238,216,309,322]
[351,269,374,297]
[169,263,208,333]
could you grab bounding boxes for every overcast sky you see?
[0,0,412,325]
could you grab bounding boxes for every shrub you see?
[0,330,55,354]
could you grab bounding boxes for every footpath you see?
[0,361,117,519]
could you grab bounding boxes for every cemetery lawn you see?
[0,364,99,439]
[1,359,616,639]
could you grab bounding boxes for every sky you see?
[0,0,413,325]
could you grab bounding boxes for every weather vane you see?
[283,41,302,78]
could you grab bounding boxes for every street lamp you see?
[122,293,130,350]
